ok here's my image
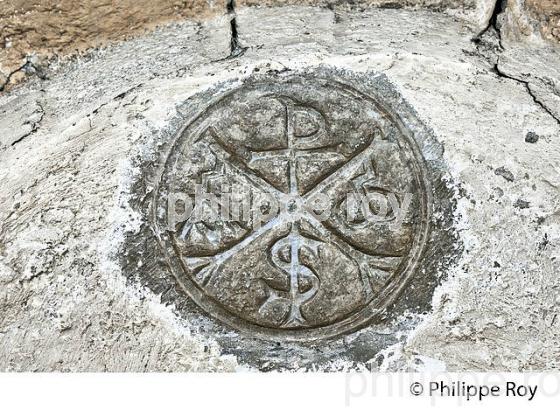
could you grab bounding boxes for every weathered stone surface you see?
[0,5,559,371]
[0,15,235,372]
[0,0,501,92]
[4,0,560,93]
[0,0,227,91]
[237,0,497,31]
[502,0,560,44]
[496,45,560,124]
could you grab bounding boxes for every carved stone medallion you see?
[153,75,431,341]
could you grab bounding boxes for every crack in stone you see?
[325,2,341,24]
[469,1,504,72]
[494,60,560,126]
[0,58,47,92]
[91,84,142,115]
[470,1,560,127]
[473,0,505,46]
[0,62,28,92]
[226,0,247,58]
[10,101,45,147]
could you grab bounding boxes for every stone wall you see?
[0,4,559,371]
[1,1,560,92]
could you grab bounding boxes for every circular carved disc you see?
[153,75,431,341]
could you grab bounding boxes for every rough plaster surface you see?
[0,6,559,371]
[0,0,228,90]
[237,0,497,32]
[3,0,560,92]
